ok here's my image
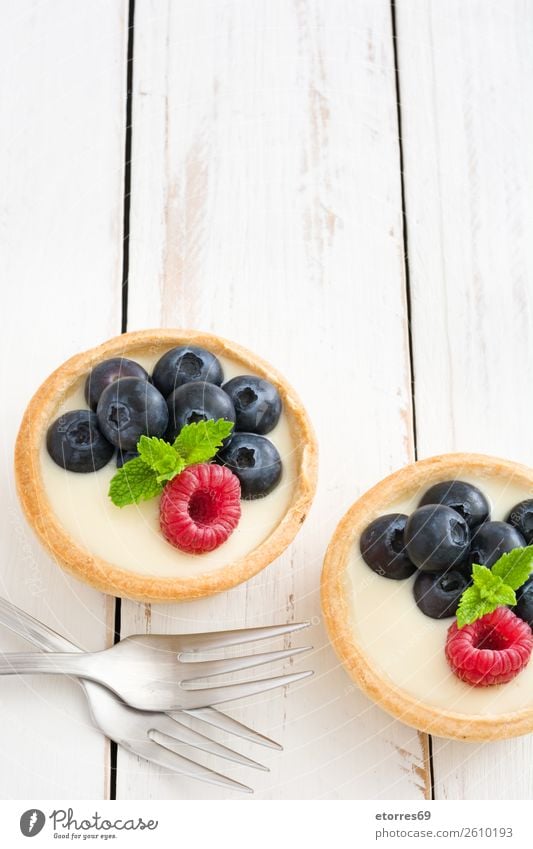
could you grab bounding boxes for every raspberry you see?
[445,607,533,686]
[160,463,241,554]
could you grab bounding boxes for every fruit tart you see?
[15,329,317,602]
[321,453,533,740]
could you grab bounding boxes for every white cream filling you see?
[347,474,533,715]
[40,350,297,578]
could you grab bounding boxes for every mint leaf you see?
[471,564,505,603]
[173,419,234,465]
[456,548,532,627]
[491,545,533,590]
[471,563,497,591]
[137,435,185,483]
[456,586,489,629]
[457,563,510,627]
[497,584,518,607]
[108,457,163,507]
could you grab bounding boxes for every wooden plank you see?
[395,0,533,799]
[0,0,128,798]
[120,0,427,799]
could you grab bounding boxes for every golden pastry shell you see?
[321,453,533,741]
[15,329,318,602]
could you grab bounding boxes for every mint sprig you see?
[456,546,533,628]
[138,435,185,484]
[490,547,533,589]
[173,419,233,466]
[108,419,234,507]
[109,456,164,507]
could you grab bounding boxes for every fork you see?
[0,626,313,711]
[0,600,309,793]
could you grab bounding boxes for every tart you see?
[15,329,317,602]
[321,453,533,740]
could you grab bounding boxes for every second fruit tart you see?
[321,453,533,741]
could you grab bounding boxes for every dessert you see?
[15,329,317,602]
[321,454,533,740]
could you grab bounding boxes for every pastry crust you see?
[321,453,533,741]
[15,329,318,602]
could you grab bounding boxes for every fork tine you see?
[183,669,313,708]
[175,621,311,653]
[149,727,268,773]
[180,645,312,682]
[182,707,283,750]
[129,740,253,794]
[148,715,269,771]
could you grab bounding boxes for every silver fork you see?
[0,626,313,711]
[0,600,309,793]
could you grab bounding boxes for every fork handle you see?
[0,652,87,676]
[0,597,80,653]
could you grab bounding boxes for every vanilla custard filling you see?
[347,474,533,715]
[40,350,297,578]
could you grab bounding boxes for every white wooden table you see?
[1,0,532,800]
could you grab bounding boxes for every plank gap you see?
[110,0,136,803]
[390,0,433,801]
[121,0,136,334]
[390,0,418,456]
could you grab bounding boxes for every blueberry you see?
[360,514,416,580]
[46,410,114,472]
[413,568,471,619]
[97,376,168,451]
[404,504,470,572]
[216,433,282,499]
[514,576,533,628]
[84,357,149,411]
[418,480,489,529]
[116,449,139,468]
[222,375,282,435]
[468,521,525,568]
[152,346,224,398]
[506,499,533,545]
[166,381,235,442]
